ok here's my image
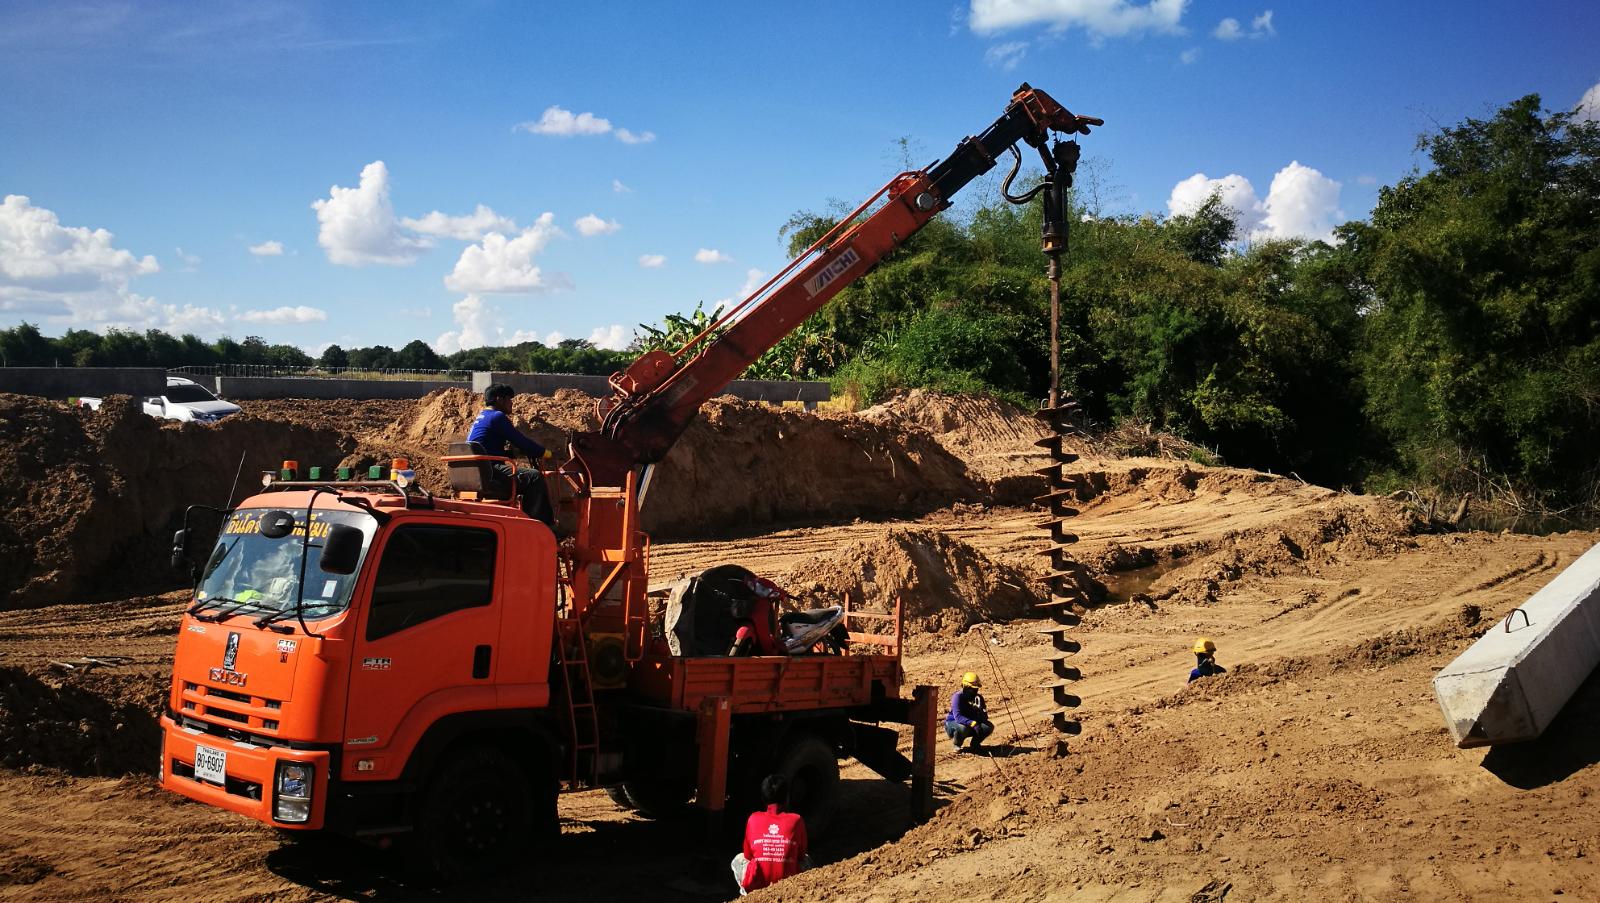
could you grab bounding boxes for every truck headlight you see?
[273,761,314,823]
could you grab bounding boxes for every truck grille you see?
[182,682,286,738]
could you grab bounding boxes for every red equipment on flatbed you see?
[156,84,1098,876]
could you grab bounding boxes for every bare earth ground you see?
[1,392,1597,901]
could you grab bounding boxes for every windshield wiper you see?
[191,596,272,623]
[252,607,302,632]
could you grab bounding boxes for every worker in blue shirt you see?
[467,384,554,527]
[945,672,994,752]
[1189,637,1227,682]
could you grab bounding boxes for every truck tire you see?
[613,779,695,819]
[413,746,553,881]
[774,733,840,839]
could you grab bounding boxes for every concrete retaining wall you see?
[0,367,166,399]
[215,376,462,400]
[472,371,830,407]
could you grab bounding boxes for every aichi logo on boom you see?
[803,246,861,298]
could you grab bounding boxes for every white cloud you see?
[1167,160,1343,243]
[587,324,631,351]
[1258,161,1341,242]
[1213,17,1241,39]
[517,106,612,137]
[248,240,284,256]
[237,305,327,324]
[515,106,655,144]
[985,40,1029,70]
[311,161,430,267]
[175,247,201,270]
[401,204,516,241]
[1169,172,1266,234]
[544,330,567,345]
[1576,80,1600,123]
[574,214,621,237]
[1251,10,1274,35]
[638,254,666,268]
[0,194,223,334]
[1355,174,1378,186]
[712,268,769,313]
[1180,47,1200,64]
[969,0,1187,38]
[443,214,566,293]
[614,128,656,145]
[695,248,732,264]
[433,294,543,354]
[613,179,632,193]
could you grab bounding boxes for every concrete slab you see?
[1433,541,1600,747]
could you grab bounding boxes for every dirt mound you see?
[0,665,161,775]
[0,394,352,608]
[779,527,1040,633]
[235,397,417,438]
[338,387,597,493]
[859,391,1055,504]
[1127,495,1422,605]
[342,388,984,540]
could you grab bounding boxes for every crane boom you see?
[569,83,1098,486]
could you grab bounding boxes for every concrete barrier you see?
[1433,541,1600,747]
[472,371,830,408]
[215,376,462,400]
[0,367,167,399]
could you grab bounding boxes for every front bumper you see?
[159,714,331,830]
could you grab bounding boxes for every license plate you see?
[194,745,226,785]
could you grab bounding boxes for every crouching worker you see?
[1189,637,1226,682]
[731,775,811,896]
[467,383,554,528]
[945,671,994,752]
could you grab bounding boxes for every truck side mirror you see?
[170,529,188,571]
[319,525,363,575]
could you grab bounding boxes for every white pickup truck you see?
[78,376,242,423]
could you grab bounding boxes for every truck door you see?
[342,519,504,781]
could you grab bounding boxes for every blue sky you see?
[2,1,1596,356]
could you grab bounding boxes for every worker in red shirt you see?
[730,775,810,895]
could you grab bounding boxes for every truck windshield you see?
[165,383,219,403]
[194,508,375,622]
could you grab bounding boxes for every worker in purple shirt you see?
[945,671,994,752]
[467,384,554,527]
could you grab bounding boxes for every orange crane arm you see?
[570,83,1100,486]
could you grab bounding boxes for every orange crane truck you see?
[157,83,1099,877]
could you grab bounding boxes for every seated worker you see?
[1189,637,1227,682]
[467,383,554,527]
[731,775,810,896]
[945,671,994,752]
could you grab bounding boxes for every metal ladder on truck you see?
[553,619,600,790]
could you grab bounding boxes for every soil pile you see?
[779,527,1040,633]
[0,394,352,609]
[235,398,416,438]
[1103,494,1422,606]
[343,388,984,540]
[859,391,1056,504]
[340,387,596,492]
[0,665,161,775]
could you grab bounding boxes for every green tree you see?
[1352,95,1600,507]
[319,344,349,369]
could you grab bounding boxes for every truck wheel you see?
[604,785,636,812]
[775,733,840,839]
[617,779,695,819]
[414,746,551,881]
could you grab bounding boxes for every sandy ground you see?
[1,391,1596,901]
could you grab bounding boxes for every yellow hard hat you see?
[1193,637,1216,654]
[961,671,981,688]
